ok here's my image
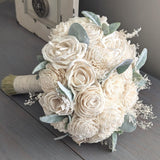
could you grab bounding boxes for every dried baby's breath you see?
[134,101,156,129]
[24,92,39,106]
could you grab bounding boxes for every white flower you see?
[75,85,105,118]
[123,81,138,110]
[50,17,90,37]
[83,47,109,79]
[42,36,87,69]
[88,101,125,143]
[102,72,126,100]
[68,115,99,144]
[39,63,66,93]
[66,59,96,93]
[101,31,137,70]
[100,16,109,25]
[83,23,104,46]
[50,16,104,46]
[39,91,73,116]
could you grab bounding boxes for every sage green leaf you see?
[40,114,66,124]
[109,22,121,34]
[65,115,72,129]
[109,132,118,152]
[37,55,44,63]
[116,59,133,74]
[99,59,133,83]
[32,61,48,74]
[57,81,73,101]
[136,48,148,70]
[81,11,101,26]
[133,71,147,88]
[120,114,137,133]
[116,130,124,135]
[68,23,89,45]
[102,23,110,35]
[54,134,68,141]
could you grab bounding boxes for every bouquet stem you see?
[1,75,42,95]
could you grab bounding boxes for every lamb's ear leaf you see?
[40,114,66,124]
[109,22,121,34]
[99,59,133,83]
[102,23,110,35]
[54,134,68,141]
[81,11,101,26]
[57,81,73,101]
[136,48,148,70]
[108,132,118,152]
[133,71,147,88]
[32,61,48,74]
[65,115,72,129]
[68,23,89,45]
[120,114,137,133]
[116,59,133,74]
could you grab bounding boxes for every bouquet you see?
[1,11,155,152]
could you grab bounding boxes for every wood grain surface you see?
[0,1,159,160]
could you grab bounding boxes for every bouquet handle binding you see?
[1,74,42,95]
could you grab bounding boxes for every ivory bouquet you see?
[1,11,155,152]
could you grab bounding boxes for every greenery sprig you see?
[81,11,121,36]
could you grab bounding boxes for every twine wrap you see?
[1,75,42,95]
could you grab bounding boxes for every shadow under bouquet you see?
[1,11,155,152]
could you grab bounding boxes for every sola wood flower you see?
[39,63,66,93]
[88,102,125,143]
[68,115,99,144]
[75,84,105,118]
[42,35,87,69]
[66,59,96,93]
[39,91,73,116]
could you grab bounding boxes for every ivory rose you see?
[39,63,66,93]
[75,85,105,118]
[68,115,99,144]
[66,59,96,93]
[42,35,87,69]
[39,91,73,116]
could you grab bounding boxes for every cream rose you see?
[42,36,87,69]
[83,23,104,46]
[75,85,105,118]
[39,63,66,93]
[68,115,99,144]
[39,91,73,116]
[66,59,96,93]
